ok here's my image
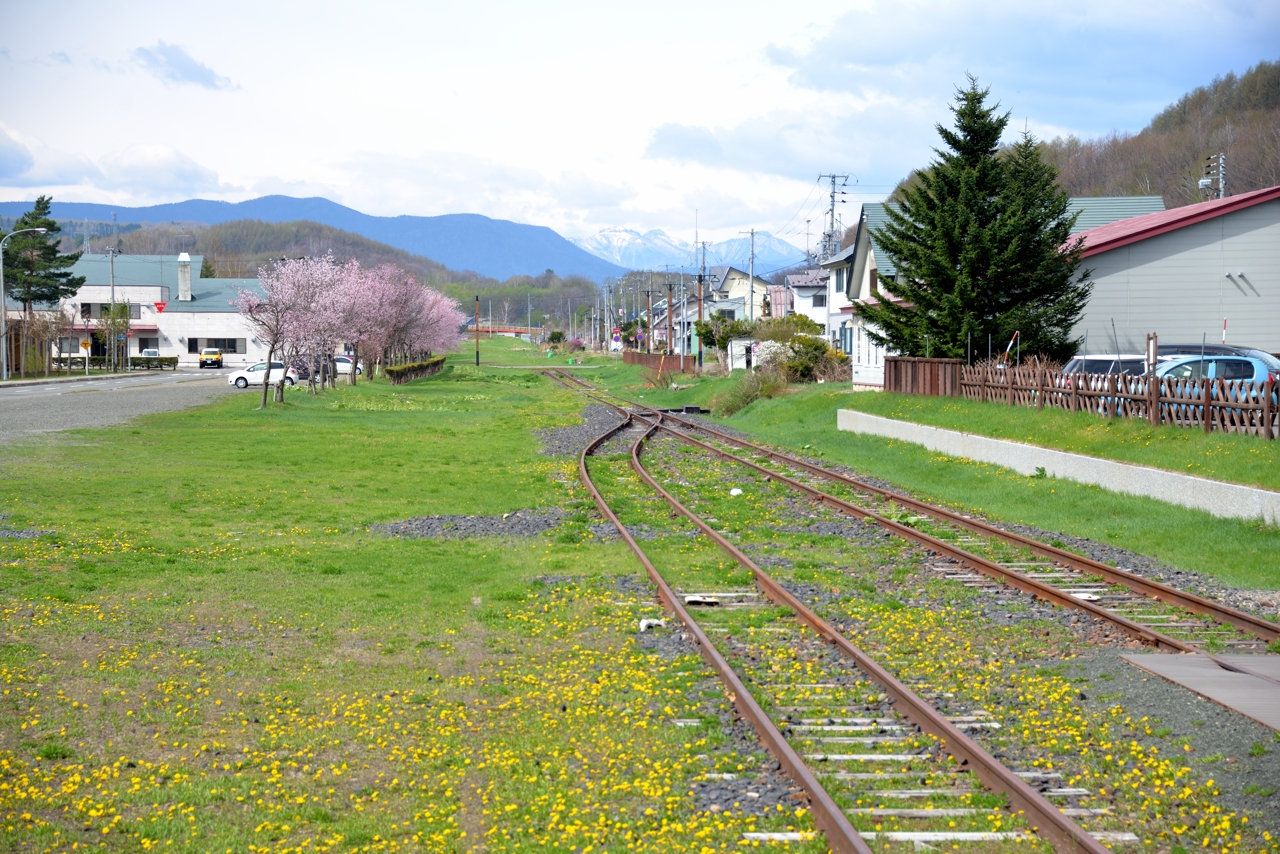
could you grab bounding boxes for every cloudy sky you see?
[2,0,1277,247]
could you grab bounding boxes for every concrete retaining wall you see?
[836,409,1280,524]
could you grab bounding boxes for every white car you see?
[334,356,364,375]
[228,361,298,389]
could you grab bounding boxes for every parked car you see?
[199,348,224,368]
[140,348,160,358]
[1156,354,1280,384]
[1062,354,1150,375]
[334,356,364,375]
[228,362,298,389]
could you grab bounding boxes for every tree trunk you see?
[259,346,274,409]
[349,346,358,386]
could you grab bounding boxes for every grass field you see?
[0,349,811,853]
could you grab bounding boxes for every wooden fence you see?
[960,363,1278,439]
[883,357,963,397]
[623,350,698,373]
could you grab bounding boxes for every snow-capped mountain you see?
[572,227,806,274]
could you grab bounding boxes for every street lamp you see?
[0,227,49,381]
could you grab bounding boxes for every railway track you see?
[576,396,1123,853]
[547,369,1280,689]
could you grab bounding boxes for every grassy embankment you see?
[0,343,814,853]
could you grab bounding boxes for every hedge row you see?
[53,356,180,370]
[385,356,447,385]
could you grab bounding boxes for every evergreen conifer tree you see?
[2,196,86,312]
[860,78,1091,363]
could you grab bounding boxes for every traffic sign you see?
[154,302,167,313]
[79,341,90,350]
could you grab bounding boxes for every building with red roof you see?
[1072,185,1280,354]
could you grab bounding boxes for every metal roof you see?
[68,253,262,313]
[1066,196,1165,232]
[1074,185,1280,258]
[73,254,204,289]
[862,203,899,278]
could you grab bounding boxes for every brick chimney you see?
[178,252,192,301]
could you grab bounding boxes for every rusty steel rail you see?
[636,411,1202,653]
[655,409,1280,643]
[628,412,1111,854]
[550,372,1278,645]
[576,410,873,854]
[553,373,1280,687]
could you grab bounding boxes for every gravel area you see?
[536,404,625,456]
[0,377,235,447]
[375,508,566,539]
[1066,648,1280,829]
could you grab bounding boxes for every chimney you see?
[178,252,192,301]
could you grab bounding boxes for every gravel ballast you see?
[375,508,567,539]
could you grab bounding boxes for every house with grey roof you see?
[56,253,267,367]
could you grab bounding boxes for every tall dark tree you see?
[860,78,1091,362]
[996,133,1092,360]
[2,196,85,312]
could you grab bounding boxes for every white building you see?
[1071,185,1280,354]
[783,269,831,331]
[705,265,770,322]
[56,253,268,367]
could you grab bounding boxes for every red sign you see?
[154,302,167,313]
[126,332,133,338]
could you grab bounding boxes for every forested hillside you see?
[1044,58,1280,206]
[888,59,1279,209]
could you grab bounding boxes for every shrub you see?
[566,338,585,352]
[547,330,565,344]
[767,336,850,383]
[53,356,179,371]
[710,367,787,416]
[385,356,447,385]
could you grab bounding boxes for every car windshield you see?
[1163,360,1206,380]
[202,349,219,355]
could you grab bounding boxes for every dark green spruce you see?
[860,78,1091,363]
[2,195,86,311]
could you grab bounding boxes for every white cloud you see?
[98,144,230,195]
[0,128,101,187]
[133,42,235,89]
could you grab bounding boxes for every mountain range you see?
[0,196,627,282]
[571,227,807,273]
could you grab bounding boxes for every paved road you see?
[0,371,238,447]
[0,369,233,400]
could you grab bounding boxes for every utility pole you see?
[1202,153,1226,199]
[644,274,654,355]
[666,281,674,357]
[739,228,756,321]
[474,295,480,366]
[817,173,849,260]
[527,293,532,341]
[107,247,120,372]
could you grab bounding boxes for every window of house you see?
[188,339,200,354]
[129,304,141,320]
[812,293,827,308]
[137,337,159,353]
[720,310,736,321]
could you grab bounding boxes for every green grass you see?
[582,376,1280,590]
[841,391,1280,492]
[0,343,803,852]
